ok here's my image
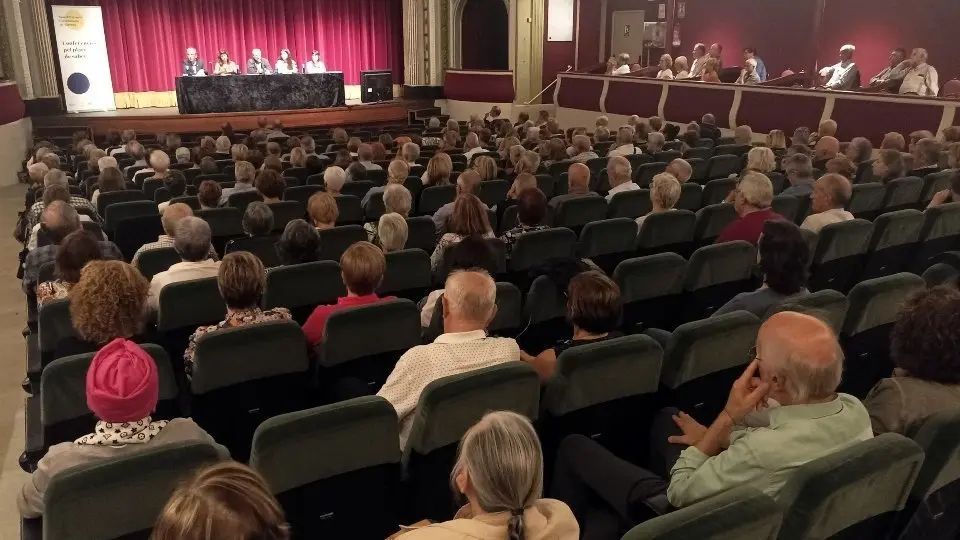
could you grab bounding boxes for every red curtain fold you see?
[61,0,404,92]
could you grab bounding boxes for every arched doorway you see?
[460,0,509,70]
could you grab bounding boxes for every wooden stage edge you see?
[31,99,424,136]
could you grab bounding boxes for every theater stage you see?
[30,99,421,136]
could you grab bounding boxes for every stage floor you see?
[32,99,419,136]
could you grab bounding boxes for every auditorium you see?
[1,0,959,537]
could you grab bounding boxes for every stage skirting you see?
[444,70,515,103]
[554,74,960,147]
[175,73,347,114]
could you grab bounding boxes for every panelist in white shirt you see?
[819,44,859,91]
[275,48,298,75]
[898,48,939,97]
[304,50,327,74]
[656,54,675,80]
[688,43,708,78]
[612,53,632,76]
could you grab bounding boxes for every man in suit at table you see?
[247,48,273,75]
[181,47,205,77]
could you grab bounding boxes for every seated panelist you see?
[247,48,272,75]
[212,49,239,76]
[181,47,205,77]
[819,44,859,90]
[275,49,297,75]
[304,50,327,74]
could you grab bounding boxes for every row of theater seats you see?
[23,272,959,538]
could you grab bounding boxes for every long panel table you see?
[175,72,347,114]
[554,74,960,146]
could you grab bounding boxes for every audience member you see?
[25,170,97,233]
[766,130,788,153]
[255,169,286,204]
[845,137,874,163]
[646,132,666,154]
[220,161,258,206]
[911,138,942,175]
[28,183,100,250]
[801,174,855,232]
[197,180,222,210]
[715,220,809,317]
[607,126,642,157]
[873,148,906,183]
[363,159,409,208]
[276,219,320,265]
[424,153,453,187]
[520,271,622,382]
[431,194,494,271]
[241,201,274,237]
[881,132,906,151]
[569,135,599,163]
[674,56,690,79]
[302,242,394,345]
[366,184,412,241]
[132,203,216,266]
[699,114,720,141]
[433,170,484,232]
[500,188,549,255]
[864,287,960,435]
[743,147,777,176]
[323,166,346,196]
[665,159,693,184]
[18,338,227,518]
[183,252,291,374]
[605,156,638,201]
[550,163,596,208]
[472,155,499,182]
[308,191,338,231]
[379,269,519,448]
[825,156,856,180]
[781,153,816,197]
[401,411,578,539]
[636,173,681,230]
[716,172,783,244]
[377,213,408,253]
[552,311,871,534]
[733,125,753,146]
[36,230,104,306]
[147,217,220,310]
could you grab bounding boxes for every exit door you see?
[610,10,645,64]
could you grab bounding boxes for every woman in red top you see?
[302,241,394,345]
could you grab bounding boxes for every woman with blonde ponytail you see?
[400,411,579,539]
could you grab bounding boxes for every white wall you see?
[0,117,31,187]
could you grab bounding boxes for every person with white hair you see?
[147,217,220,311]
[552,311,872,530]
[215,136,231,155]
[377,269,520,449]
[898,48,939,96]
[736,58,761,85]
[819,44,860,90]
[607,126,642,157]
[219,161,258,206]
[182,47,205,76]
[636,172,681,230]
[646,132,665,154]
[377,213,408,253]
[462,132,484,161]
[717,172,783,244]
[402,411,579,539]
[246,48,272,74]
[174,147,191,165]
[612,52,631,75]
[123,141,148,177]
[323,166,346,196]
[801,173,855,233]
[656,54,674,80]
[569,135,599,163]
[605,156,639,202]
[665,158,693,184]
[401,142,421,168]
[132,203,217,266]
[26,162,48,188]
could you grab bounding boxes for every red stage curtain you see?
[63,0,404,92]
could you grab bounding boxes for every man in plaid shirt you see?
[24,170,98,233]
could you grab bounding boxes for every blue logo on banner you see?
[66,72,91,94]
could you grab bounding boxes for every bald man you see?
[182,47,205,76]
[802,174,854,233]
[550,162,598,208]
[552,312,873,527]
[666,158,693,184]
[377,269,520,448]
[813,136,840,163]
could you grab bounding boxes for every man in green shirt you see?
[551,311,874,537]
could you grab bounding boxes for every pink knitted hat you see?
[86,338,159,422]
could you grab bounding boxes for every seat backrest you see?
[419,185,457,215]
[340,181,375,200]
[334,194,364,225]
[38,298,75,354]
[225,234,282,267]
[191,320,309,395]
[267,201,306,232]
[490,282,523,333]
[921,262,959,288]
[135,247,182,281]
[847,182,886,217]
[882,176,924,209]
[555,196,608,228]
[543,335,662,416]
[478,180,510,208]
[654,150,682,164]
[380,248,432,295]
[607,189,652,219]
[919,202,960,242]
[263,260,344,310]
[283,185,324,205]
[693,203,738,242]
[169,195,200,210]
[842,272,925,337]
[677,182,703,211]
[622,485,782,540]
[320,299,421,368]
[509,227,577,272]
[41,344,180,434]
[404,362,540,457]
[683,147,713,161]
[637,210,696,251]
[104,200,158,233]
[868,209,924,251]
[813,219,873,264]
[661,311,760,389]
[403,216,437,253]
[43,441,224,540]
[195,207,244,238]
[523,275,568,326]
[317,225,367,262]
[250,396,400,495]
[578,218,638,258]
[771,195,800,224]
[702,178,737,206]
[226,190,264,213]
[765,289,849,334]
[777,433,924,540]
[635,162,669,187]
[684,241,757,291]
[96,189,148,217]
[156,277,226,332]
[909,409,960,500]
[920,170,956,203]
[614,253,686,303]
[706,154,741,178]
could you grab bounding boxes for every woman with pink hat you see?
[18,338,228,518]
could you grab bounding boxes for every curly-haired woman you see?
[864,286,960,435]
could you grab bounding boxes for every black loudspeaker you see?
[361,70,394,103]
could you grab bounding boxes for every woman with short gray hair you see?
[242,201,274,237]
[276,219,320,265]
[401,411,578,539]
[377,213,408,253]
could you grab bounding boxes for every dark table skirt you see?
[175,72,347,114]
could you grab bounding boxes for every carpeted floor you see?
[0,184,33,537]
